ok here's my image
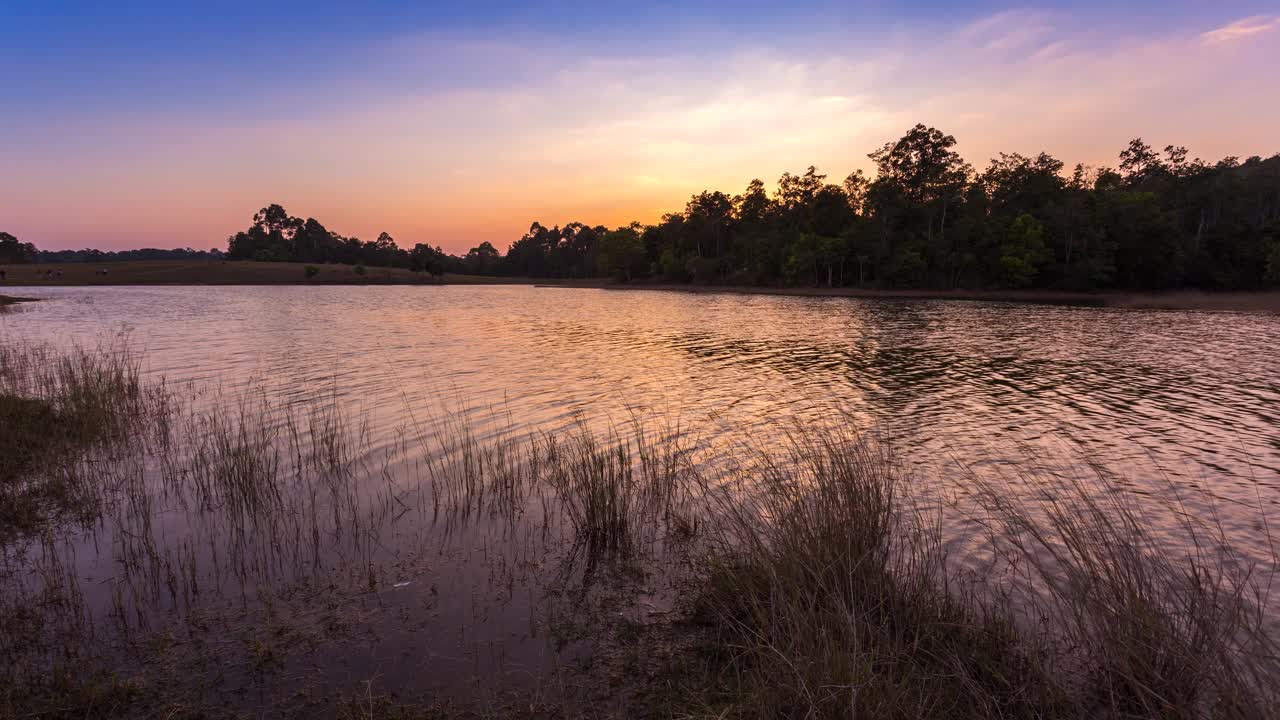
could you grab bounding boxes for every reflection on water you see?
[5,285,1276,491]
[1,285,1278,708]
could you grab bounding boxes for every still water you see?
[2,285,1278,708]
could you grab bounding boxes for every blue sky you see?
[2,1,1278,251]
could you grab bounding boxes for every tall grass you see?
[676,433,1278,719]
[0,339,1275,718]
[972,467,1279,718]
[0,338,168,535]
[687,430,1064,719]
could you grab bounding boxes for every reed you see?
[682,429,1065,719]
[0,338,1275,718]
[0,338,167,535]
[972,465,1279,718]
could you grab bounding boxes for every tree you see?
[218,136,1280,294]
[411,244,447,277]
[1119,138,1163,182]
[1266,241,1280,287]
[0,232,37,264]
[463,242,501,275]
[596,225,646,281]
[996,214,1050,288]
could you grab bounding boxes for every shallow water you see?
[2,284,1278,708]
[5,285,1277,491]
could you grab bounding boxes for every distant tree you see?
[996,214,1050,288]
[213,133,1280,294]
[596,225,646,281]
[463,242,501,275]
[0,232,38,264]
[410,243,447,277]
[1119,138,1164,182]
[1266,241,1280,287]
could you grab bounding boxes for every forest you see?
[7,126,1280,291]
[222,126,1280,291]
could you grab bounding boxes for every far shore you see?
[551,281,1280,313]
[3,259,1278,312]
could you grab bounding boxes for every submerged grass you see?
[972,467,1278,718]
[0,339,167,535]
[678,430,1067,719]
[0,339,1275,718]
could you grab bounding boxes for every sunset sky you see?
[3,1,1278,254]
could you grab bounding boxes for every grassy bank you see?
[0,260,552,287]
[0,341,1276,718]
[6,260,1279,311]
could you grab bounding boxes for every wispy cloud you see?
[1201,15,1280,43]
[4,9,1280,252]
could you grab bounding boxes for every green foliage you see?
[1266,241,1280,287]
[353,264,366,276]
[597,226,647,281]
[659,248,690,281]
[997,214,1050,288]
[0,232,37,264]
[221,128,1280,292]
[304,265,320,279]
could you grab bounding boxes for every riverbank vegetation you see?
[204,126,1280,293]
[498,129,1280,291]
[0,340,1276,718]
[6,126,1277,294]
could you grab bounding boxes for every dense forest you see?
[219,125,1280,291]
[6,126,1279,291]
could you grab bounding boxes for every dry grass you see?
[679,430,1065,719]
[972,467,1279,718]
[0,339,168,535]
[0,340,1276,718]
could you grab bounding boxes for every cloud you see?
[1201,15,1280,43]
[5,9,1280,252]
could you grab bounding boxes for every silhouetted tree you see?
[0,232,38,264]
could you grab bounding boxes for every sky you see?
[2,1,1278,254]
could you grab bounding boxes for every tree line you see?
[225,124,1276,291]
[1,233,224,265]
[482,126,1280,290]
[6,124,1278,290]
[223,204,452,275]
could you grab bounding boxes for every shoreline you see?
[4,259,1278,312]
[550,281,1280,312]
[0,294,38,306]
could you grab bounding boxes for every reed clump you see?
[683,430,1065,719]
[673,432,1278,719]
[973,468,1279,719]
[0,339,1275,719]
[0,339,166,535]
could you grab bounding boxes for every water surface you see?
[2,285,1278,708]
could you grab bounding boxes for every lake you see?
[2,284,1278,711]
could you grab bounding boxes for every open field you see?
[5,260,1277,311]
[0,260,544,287]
